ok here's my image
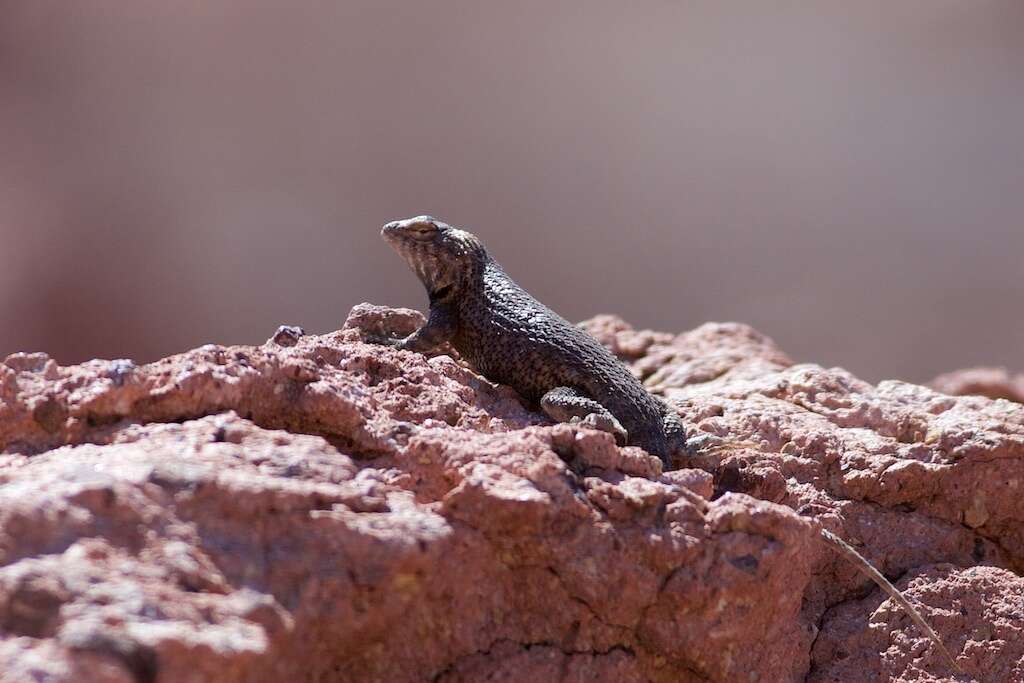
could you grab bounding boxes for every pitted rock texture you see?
[810,564,1024,683]
[1,303,1022,682]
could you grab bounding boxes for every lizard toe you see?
[581,413,629,446]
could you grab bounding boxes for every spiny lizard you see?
[373,215,687,467]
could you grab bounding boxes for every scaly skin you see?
[376,215,686,467]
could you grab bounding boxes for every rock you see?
[931,366,1024,404]
[340,303,426,341]
[0,304,1021,682]
[810,565,1024,682]
[266,325,306,348]
[3,352,54,374]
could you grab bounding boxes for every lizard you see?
[369,215,962,673]
[370,215,687,468]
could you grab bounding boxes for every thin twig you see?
[819,529,962,675]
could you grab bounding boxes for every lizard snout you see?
[381,216,443,246]
[381,220,410,247]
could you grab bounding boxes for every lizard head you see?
[381,216,486,299]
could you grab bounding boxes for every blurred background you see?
[1,1,1021,383]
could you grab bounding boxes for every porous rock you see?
[810,564,1024,683]
[0,305,1021,682]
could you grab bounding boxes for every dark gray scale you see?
[376,216,685,466]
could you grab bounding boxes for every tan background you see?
[1,1,1021,383]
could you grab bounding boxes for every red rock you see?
[0,305,1021,681]
[931,366,1024,404]
[810,565,1024,682]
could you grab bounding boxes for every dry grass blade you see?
[819,529,963,676]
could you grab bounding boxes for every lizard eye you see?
[410,225,438,240]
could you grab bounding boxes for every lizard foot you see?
[574,413,629,446]
[362,333,404,348]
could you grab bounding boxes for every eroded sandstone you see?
[0,304,1021,682]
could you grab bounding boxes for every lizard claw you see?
[579,413,629,446]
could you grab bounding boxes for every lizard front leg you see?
[368,303,455,354]
[656,397,689,456]
[541,386,628,445]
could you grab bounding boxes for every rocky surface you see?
[1,303,1022,682]
[810,564,1024,683]
[931,367,1024,404]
